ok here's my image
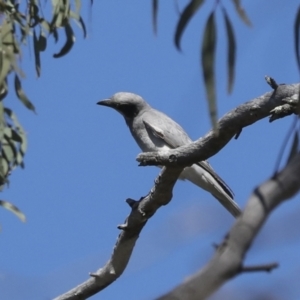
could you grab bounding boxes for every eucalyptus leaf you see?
[231,0,251,26]
[33,29,41,77]
[174,0,204,50]
[38,31,47,52]
[222,8,236,94]
[53,23,75,58]
[14,75,36,112]
[0,51,11,88]
[78,16,87,38]
[2,136,17,164]
[201,11,217,129]
[0,199,26,222]
[0,157,9,181]
[152,0,158,34]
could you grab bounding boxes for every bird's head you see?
[97,92,150,120]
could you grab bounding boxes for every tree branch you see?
[53,166,183,300]
[137,81,299,167]
[156,151,300,300]
[54,79,299,300]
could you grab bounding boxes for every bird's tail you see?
[180,164,241,218]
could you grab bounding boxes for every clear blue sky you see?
[1,1,300,299]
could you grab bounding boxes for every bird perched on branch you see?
[97,92,241,218]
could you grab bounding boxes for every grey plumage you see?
[97,92,241,217]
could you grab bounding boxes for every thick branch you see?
[54,166,183,300]
[157,152,300,300]
[137,82,299,167]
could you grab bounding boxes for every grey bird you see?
[97,92,241,217]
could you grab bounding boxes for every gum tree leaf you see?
[0,158,9,185]
[201,11,217,129]
[40,19,51,33]
[174,0,204,50]
[294,6,300,71]
[17,129,27,155]
[4,108,21,128]
[2,135,17,164]
[2,20,14,46]
[52,27,59,43]
[222,8,236,94]
[75,0,81,13]
[38,31,47,52]
[231,0,251,26]
[70,11,87,38]
[0,51,11,87]
[10,128,23,143]
[152,0,158,35]
[0,79,8,101]
[53,23,75,58]
[78,16,87,38]
[14,75,36,112]
[0,199,26,222]
[33,29,41,77]
[0,102,4,142]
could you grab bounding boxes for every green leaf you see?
[16,152,25,168]
[0,199,26,222]
[0,51,11,88]
[40,19,51,33]
[0,157,9,182]
[1,20,14,46]
[174,0,204,50]
[33,29,41,77]
[53,23,75,58]
[29,2,39,27]
[14,75,36,112]
[287,131,299,164]
[17,129,27,155]
[294,6,300,71]
[75,0,81,13]
[3,108,27,159]
[222,8,236,94]
[52,27,59,43]
[231,0,251,26]
[4,108,22,128]
[0,102,5,143]
[38,31,47,52]
[78,16,87,38]
[0,79,8,101]
[152,0,158,35]
[2,134,17,164]
[201,11,217,129]
[70,11,87,38]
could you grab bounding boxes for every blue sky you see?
[1,1,300,299]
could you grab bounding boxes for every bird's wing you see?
[142,109,192,149]
[142,109,234,199]
[196,160,234,199]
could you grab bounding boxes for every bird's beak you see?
[97,99,112,107]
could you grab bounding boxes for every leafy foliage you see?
[0,0,89,223]
[153,0,251,128]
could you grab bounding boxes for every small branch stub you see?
[126,198,138,208]
[265,76,278,89]
[241,262,279,273]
